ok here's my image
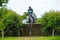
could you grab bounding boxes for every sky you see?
[7,0,60,18]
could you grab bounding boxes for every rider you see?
[28,6,33,14]
[27,6,34,22]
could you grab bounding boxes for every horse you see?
[28,13,36,36]
[22,13,36,36]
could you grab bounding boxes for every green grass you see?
[0,36,60,40]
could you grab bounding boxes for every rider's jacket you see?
[28,9,33,14]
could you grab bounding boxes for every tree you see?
[37,11,60,35]
[0,8,8,40]
[0,8,24,37]
[0,8,28,37]
[0,22,5,40]
[0,1,9,38]
[1,8,26,36]
[0,0,9,6]
[3,10,23,36]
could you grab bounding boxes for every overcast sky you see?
[7,0,60,18]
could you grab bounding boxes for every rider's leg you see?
[31,15,35,23]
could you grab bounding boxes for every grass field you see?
[0,36,60,40]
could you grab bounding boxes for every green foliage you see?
[21,12,27,19]
[0,8,7,31]
[0,0,8,3]
[0,22,5,30]
[36,11,60,35]
[0,8,7,18]
[36,18,41,24]
[0,0,9,6]
[41,11,60,28]
[0,8,26,36]
[39,11,60,35]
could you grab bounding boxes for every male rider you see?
[27,6,35,23]
[28,6,33,14]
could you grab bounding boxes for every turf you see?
[0,36,60,40]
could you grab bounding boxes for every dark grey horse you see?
[28,13,36,36]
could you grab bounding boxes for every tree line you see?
[0,8,27,37]
[36,11,60,36]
